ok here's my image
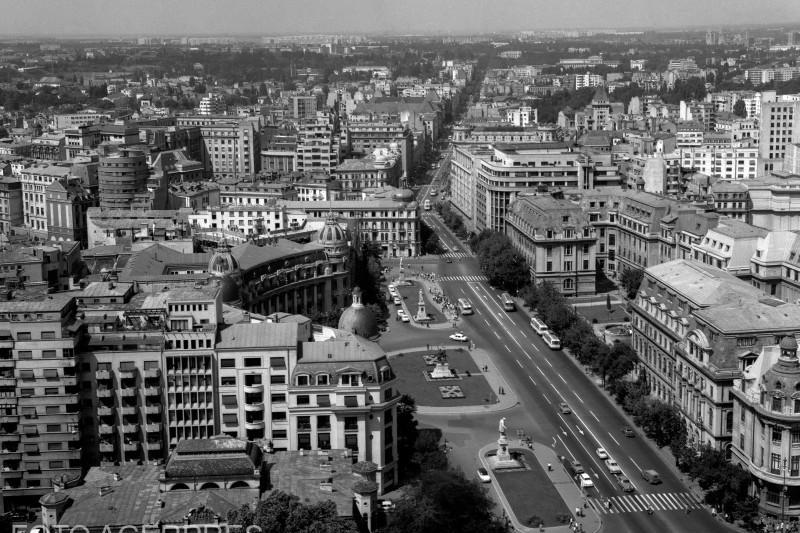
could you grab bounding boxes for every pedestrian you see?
[547,463,552,471]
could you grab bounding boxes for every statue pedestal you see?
[489,434,523,471]
[430,362,453,379]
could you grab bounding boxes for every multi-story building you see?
[86,208,191,248]
[52,112,112,131]
[759,100,800,172]
[0,294,83,511]
[679,145,759,181]
[505,194,597,295]
[46,177,95,246]
[175,116,262,179]
[616,191,680,272]
[296,120,342,174]
[19,164,72,235]
[29,135,66,161]
[333,148,403,190]
[345,122,414,178]
[732,337,800,518]
[292,95,318,120]
[198,94,225,116]
[260,127,297,173]
[0,177,23,233]
[98,148,152,210]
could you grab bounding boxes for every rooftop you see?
[217,322,298,350]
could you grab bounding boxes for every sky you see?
[1,0,799,37]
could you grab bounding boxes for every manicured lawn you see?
[394,280,449,324]
[575,302,628,324]
[491,448,572,527]
[389,349,494,407]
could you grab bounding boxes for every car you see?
[397,309,410,322]
[393,296,402,306]
[559,402,571,414]
[449,332,468,342]
[641,469,662,484]
[617,475,635,492]
[578,473,594,488]
[380,499,396,511]
[622,426,635,438]
[595,447,609,460]
[430,190,438,197]
[569,460,584,475]
[477,467,491,483]
[605,458,622,475]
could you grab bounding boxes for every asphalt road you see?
[380,244,733,531]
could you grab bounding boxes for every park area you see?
[388,348,496,407]
[491,448,573,528]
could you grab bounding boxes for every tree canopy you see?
[227,491,358,533]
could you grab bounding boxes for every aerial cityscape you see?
[1,1,800,532]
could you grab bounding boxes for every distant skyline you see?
[2,0,799,37]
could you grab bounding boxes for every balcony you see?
[145,423,161,433]
[244,383,264,394]
[117,370,136,379]
[1,470,21,479]
[244,402,264,412]
[99,442,114,453]
[245,420,265,430]
[144,368,160,379]
[122,442,139,452]
[97,407,114,417]
[0,451,21,460]
[0,378,15,387]
[0,415,19,424]
[0,359,13,368]
[119,406,137,416]
[144,386,161,396]
[95,370,111,381]
[119,388,136,397]
[61,377,77,387]
[98,425,114,435]
[144,405,161,415]
[146,441,161,451]
[122,424,139,434]
[97,389,113,398]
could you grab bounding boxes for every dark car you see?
[617,475,635,492]
[569,460,585,475]
[622,426,635,438]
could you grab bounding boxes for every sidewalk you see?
[478,441,601,533]
[384,345,519,416]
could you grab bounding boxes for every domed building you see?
[318,215,350,262]
[732,335,800,518]
[338,287,379,340]
[208,242,241,302]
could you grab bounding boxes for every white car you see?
[397,309,410,322]
[595,447,609,460]
[477,467,491,483]
[393,296,402,306]
[605,458,622,475]
[578,472,594,488]
[449,332,468,342]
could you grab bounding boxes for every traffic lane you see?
[449,283,623,497]
[486,293,695,495]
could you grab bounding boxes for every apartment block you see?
[296,120,342,173]
[176,116,262,179]
[759,101,800,172]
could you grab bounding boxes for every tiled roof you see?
[217,322,298,350]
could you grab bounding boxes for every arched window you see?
[296,374,310,386]
[316,374,329,386]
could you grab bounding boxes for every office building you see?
[176,116,262,179]
[98,149,151,210]
[0,177,23,233]
[296,120,342,173]
[292,95,318,120]
[759,101,800,172]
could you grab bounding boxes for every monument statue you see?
[498,417,507,436]
[415,288,428,322]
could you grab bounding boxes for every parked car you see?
[605,458,622,475]
[393,296,402,306]
[578,473,594,488]
[380,499,396,511]
[622,426,635,438]
[617,475,635,492]
[559,402,571,414]
[397,309,410,322]
[477,467,491,483]
[449,332,469,342]
[595,447,609,460]
[569,460,584,475]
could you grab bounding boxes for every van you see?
[542,331,561,350]
[641,469,662,484]
[530,316,549,335]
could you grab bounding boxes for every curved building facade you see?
[99,148,150,209]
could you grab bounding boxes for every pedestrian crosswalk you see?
[587,492,703,515]
[440,251,473,258]
[438,275,488,282]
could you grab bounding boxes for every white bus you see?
[501,292,516,311]
[457,298,473,315]
[424,199,431,211]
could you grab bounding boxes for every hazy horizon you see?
[1,0,799,37]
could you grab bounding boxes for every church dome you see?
[318,217,347,246]
[208,243,238,276]
[338,287,379,340]
[781,336,798,351]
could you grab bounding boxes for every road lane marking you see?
[525,352,532,360]
[504,344,511,352]
[571,390,585,404]
[607,432,621,447]
[590,410,600,422]
[542,393,551,404]
[494,331,501,339]
[519,330,528,338]
[528,375,537,385]
[515,359,523,368]
[629,458,642,473]
[557,435,575,461]
[545,358,553,367]
[557,372,568,384]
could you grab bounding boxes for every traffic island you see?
[479,441,601,533]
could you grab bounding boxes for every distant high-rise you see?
[98,149,151,209]
[292,95,318,120]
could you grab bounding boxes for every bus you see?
[457,298,473,315]
[424,199,431,211]
[501,293,515,311]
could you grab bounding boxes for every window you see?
[793,456,800,477]
[296,375,309,386]
[273,429,287,439]
[17,332,31,341]
[297,395,310,405]
[220,359,235,368]
[17,350,32,360]
[46,424,60,433]
[222,413,238,425]
[222,394,237,407]
[773,396,784,412]
[344,395,358,407]
[341,374,360,386]
[41,331,55,340]
[272,411,286,421]
[47,442,63,451]
[42,350,56,359]
[49,460,64,469]
[344,416,358,431]
[270,375,285,384]
[271,393,286,403]
[244,357,262,367]
[317,374,329,386]
[44,387,58,395]
[220,376,236,386]
[270,357,286,368]
[771,453,782,475]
